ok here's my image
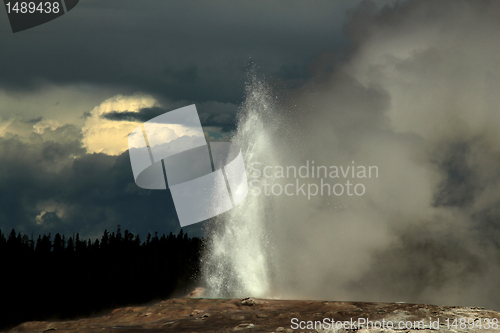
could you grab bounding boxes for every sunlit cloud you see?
[82,94,159,155]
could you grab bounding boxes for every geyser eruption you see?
[201,75,280,298]
[202,0,500,309]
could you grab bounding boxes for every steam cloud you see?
[202,0,500,309]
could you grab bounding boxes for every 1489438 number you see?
[6,2,60,14]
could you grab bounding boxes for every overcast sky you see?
[0,0,396,240]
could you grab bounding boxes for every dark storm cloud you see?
[25,116,44,124]
[0,0,350,104]
[0,126,202,240]
[102,102,238,132]
[162,66,199,86]
[101,107,169,123]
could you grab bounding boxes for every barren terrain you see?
[8,296,500,333]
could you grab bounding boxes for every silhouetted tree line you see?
[0,226,203,330]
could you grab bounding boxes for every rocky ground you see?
[7,296,500,333]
